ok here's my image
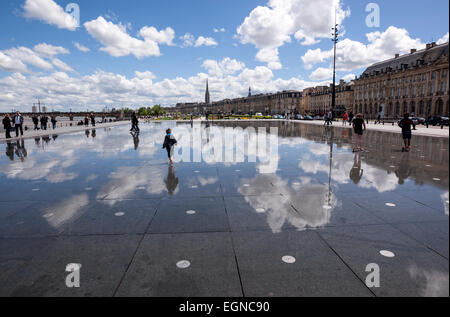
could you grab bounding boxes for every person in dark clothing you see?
[165,165,179,195]
[84,115,89,127]
[51,115,57,130]
[32,115,39,130]
[13,112,24,137]
[349,151,364,184]
[15,139,27,162]
[162,128,177,164]
[131,112,140,132]
[398,113,415,152]
[40,115,48,130]
[131,131,140,150]
[5,141,15,160]
[352,113,366,152]
[90,114,96,127]
[2,114,12,139]
[348,112,354,124]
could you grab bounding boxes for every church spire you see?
[248,87,252,97]
[205,79,210,104]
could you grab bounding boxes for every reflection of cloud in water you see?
[299,151,399,193]
[408,264,449,297]
[0,159,60,180]
[97,166,166,205]
[238,174,338,233]
[45,171,78,183]
[45,193,89,229]
[197,176,218,186]
[86,173,98,182]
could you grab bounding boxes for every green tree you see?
[138,107,148,116]
[152,105,166,117]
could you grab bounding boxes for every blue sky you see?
[0,0,448,111]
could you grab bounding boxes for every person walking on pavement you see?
[2,114,12,139]
[32,115,39,130]
[40,114,48,130]
[348,112,354,124]
[51,115,57,130]
[90,113,96,127]
[13,111,24,137]
[131,112,140,132]
[326,110,333,126]
[342,112,348,126]
[162,128,177,165]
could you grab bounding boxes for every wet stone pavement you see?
[0,122,448,297]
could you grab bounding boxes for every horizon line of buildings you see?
[174,41,449,118]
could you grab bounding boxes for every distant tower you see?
[205,79,210,104]
[248,87,252,97]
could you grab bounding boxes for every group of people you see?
[351,112,415,152]
[2,112,25,139]
[83,114,97,127]
[2,112,62,139]
[32,114,57,131]
[341,111,354,126]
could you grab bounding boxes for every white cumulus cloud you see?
[74,42,90,52]
[23,0,78,31]
[237,0,350,68]
[302,26,425,72]
[84,16,174,58]
[195,36,218,47]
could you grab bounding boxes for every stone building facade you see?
[353,42,449,119]
[176,90,302,115]
[173,42,448,118]
[305,80,354,115]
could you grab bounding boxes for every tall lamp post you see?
[331,21,339,117]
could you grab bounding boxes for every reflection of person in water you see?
[205,123,211,143]
[349,151,364,184]
[52,135,58,141]
[92,129,96,138]
[164,165,179,195]
[15,139,27,162]
[395,152,412,185]
[131,131,140,150]
[6,141,15,161]
[85,130,90,138]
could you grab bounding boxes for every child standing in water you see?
[162,129,177,164]
[398,113,415,152]
[352,113,366,152]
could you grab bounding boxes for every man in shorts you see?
[398,113,415,152]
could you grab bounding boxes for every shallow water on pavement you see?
[0,121,448,297]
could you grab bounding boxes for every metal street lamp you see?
[331,20,339,118]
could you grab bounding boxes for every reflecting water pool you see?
[0,121,448,297]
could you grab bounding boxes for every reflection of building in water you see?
[212,121,449,190]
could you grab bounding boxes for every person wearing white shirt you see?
[13,112,24,137]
